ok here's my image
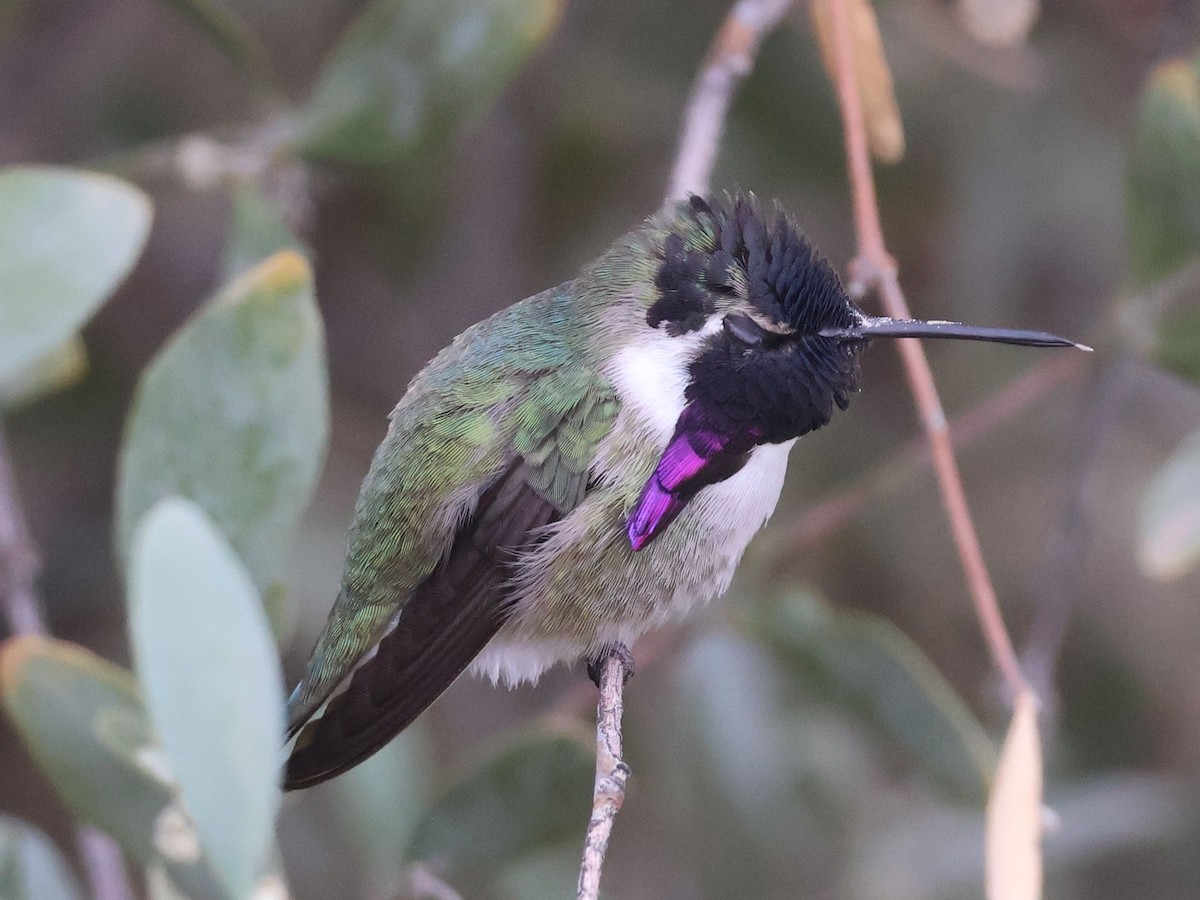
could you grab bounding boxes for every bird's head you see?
[644,194,1085,446]
[620,194,1086,550]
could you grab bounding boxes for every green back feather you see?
[287,284,619,728]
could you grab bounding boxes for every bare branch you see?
[823,0,1028,698]
[665,0,796,205]
[0,423,46,637]
[576,647,631,900]
[0,420,134,900]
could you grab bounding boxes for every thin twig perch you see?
[577,649,631,900]
[576,2,801,891]
[824,0,1029,699]
[577,2,798,893]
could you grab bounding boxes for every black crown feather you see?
[649,194,856,336]
[644,194,865,445]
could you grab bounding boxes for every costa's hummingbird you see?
[284,194,1085,789]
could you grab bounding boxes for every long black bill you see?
[819,315,1092,350]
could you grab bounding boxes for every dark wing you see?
[285,460,556,789]
[284,366,618,790]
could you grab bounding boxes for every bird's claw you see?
[586,642,636,689]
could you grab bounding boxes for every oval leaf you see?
[0,816,84,900]
[1139,425,1200,580]
[407,730,593,870]
[750,590,996,802]
[297,0,561,166]
[985,687,1043,900]
[676,633,804,831]
[0,167,152,385]
[128,497,285,900]
[1128,56,1200,286]
[115,250,328,592]
[0,636,225,897]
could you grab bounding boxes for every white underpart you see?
[604,313,724,442]
[692,437,794,556]
[470,632,642,686]
[469,313,797,686]
[469,438,794,686]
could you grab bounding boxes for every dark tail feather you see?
[283,462,559,790]
[283,578,507,789]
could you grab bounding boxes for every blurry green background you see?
[2,0,1200,898]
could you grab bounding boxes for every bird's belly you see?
[469,439,795,685]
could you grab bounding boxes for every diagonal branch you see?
[823,0,1027,697]
[666,0,797,204]
[0,424,46,637]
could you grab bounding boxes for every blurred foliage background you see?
[2,0,1200,898]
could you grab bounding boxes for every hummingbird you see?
[283,193,1085,789]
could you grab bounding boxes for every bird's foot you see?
[586,642,636,689]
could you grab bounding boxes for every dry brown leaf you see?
[985,686,1043,900]
[811,0,905,163]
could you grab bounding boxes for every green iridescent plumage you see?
[287,287,622,734]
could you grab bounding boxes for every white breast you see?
[604,315,723,442]
[604,311,794,554]
[607,311,793,527]
[469,316,797,686]
[469,437,796,686]
[693,437,794,547]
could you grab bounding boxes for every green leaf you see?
[1139,425,1200,580]
[128,497,285,900]
[0,336,88,411]
[1128,57,1200,285]
[297,0,561,166]
[748,590,997,803]
[115,251,329,593]
[407,730,593,870]
[0,816,84,900]
[220,181,308,284]
[0,637,225,897]
[0,167,152,385]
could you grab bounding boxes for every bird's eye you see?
[723,314,766,347]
